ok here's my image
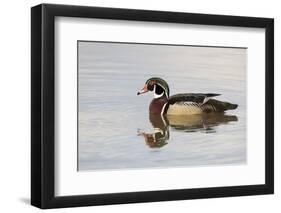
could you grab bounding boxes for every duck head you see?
[137,77,170,99]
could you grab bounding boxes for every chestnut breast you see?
[149,98,168,114]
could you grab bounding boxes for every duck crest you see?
[149,97,168,114]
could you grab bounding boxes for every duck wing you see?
[168,93,220,105]
[163,93,220,115]
[165,93,238,114]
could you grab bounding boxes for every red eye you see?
[150,80,156,85]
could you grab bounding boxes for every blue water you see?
[78,41,247,171]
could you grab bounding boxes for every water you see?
[78,41,247,171]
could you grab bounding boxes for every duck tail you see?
[226,102,238,110]
[206,99,238,112]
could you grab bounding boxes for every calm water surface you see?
[78,42,247,171]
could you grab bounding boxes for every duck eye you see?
[147,83,154,91]
[149,80,156,86]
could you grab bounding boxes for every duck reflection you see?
[138,113,238,148]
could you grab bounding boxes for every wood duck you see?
[137,77,238,115]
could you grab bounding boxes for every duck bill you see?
[137,84,148,95]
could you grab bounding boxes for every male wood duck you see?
[137,77,238,115]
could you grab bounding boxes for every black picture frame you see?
[31,3,274,209]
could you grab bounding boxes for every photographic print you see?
[31,4,273,208]
[78,41,247,171]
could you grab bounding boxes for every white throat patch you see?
[153,85,165,99]
[154,92,164,99]
[153,84,167,99]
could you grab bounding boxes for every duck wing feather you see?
[168,93,220,105]
[163,93,220,115]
